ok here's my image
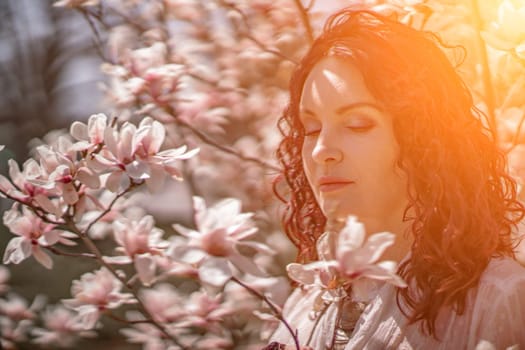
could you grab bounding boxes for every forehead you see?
[299,57,377,113]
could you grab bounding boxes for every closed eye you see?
[304,129,320,137]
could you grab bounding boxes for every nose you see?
[311,130,343,165]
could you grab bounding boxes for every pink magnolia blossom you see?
[0,158,47,203]
[2,205,76,269]
[63,267,136,329]
[31,304,96,348]
[104,215,168,285]
[139,283,186,324]
[92,117,198,192]
[69,113,109,152]
[120,310,182,350]
[178,290,234,332]
[287,217,407,303]
[0,318,32,350]
[171,196,274,286]
[0,293,45,321]
[30,144,101,205]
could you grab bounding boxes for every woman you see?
[270,8,525,350]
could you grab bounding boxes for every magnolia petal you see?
[286,263,315,285]
[164,164,183,181]
[0,145,4,151]
[341,232,395,270]
[144,164,165,193]
[74,305,101,330]
[177,247,207,264]
[41,230,61,246]
[351,278,381,303]
[0,174,15,194]
[34,194,63,218]
[77,167,101,189]
[228,253,266,276]
[70,121,88,141]
[105,171,124,193]
[62,183,79,205]
[135,254,156,286]
[119,123,136,161]
[87,113,108,144]
[103,255,132,264]
[3,237,31,264]
[147,120,165,154]
[32,246,53,269]
[237,240,275,255]
[337,217,366,255]
[125,160,150,180]
[199,257,232,287]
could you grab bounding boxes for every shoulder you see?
[478,256,525,290]
[468,257,525,348]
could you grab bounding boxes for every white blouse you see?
[270,257,525,349]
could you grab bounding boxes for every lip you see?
[317,176,354,192]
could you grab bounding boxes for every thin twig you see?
[106,311,156,325]
[505,110,525,154]
[305,300,330,347]
[174,117,280,173]
[220,1,299,65]
[79,9,107,61]
[470,0,497,140]
[0,188,65,225]
[230,276,301,350]
[45,246,96,259]
[82,183,135,236]
[293,0,314,45]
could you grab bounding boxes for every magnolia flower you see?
[178,290,233,332]
[171,196,274,286]
[92,117,198,192]
[481,0,525,58]
[3,205,76,269]
[104,215,168,285]
[0,317,32,350]
[139,283,186,324]
[0,158,47,203]
[63,267,136,329]
[287,217,407,303]
[32,305,96,348]
[69,113,109,152]
[0,293,44,321]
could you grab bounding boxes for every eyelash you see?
[303,124,374,137]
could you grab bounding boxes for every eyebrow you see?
[300,102,383,117]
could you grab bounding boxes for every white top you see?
[270,257,525,349]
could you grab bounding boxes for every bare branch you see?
[293,0,314,44]
[231,276,301,350]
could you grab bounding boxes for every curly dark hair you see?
[274,9,525,337]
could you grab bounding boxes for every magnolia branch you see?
[470,0,497,139]
[220,1,299,65]
[230,276,301,350]
[293,0,314,44]
[173,116,281,173]
[45,246,96,259]
[0,189,65,226]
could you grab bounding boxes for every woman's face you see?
[299,56,408,233]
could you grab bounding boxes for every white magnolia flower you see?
[170,196,274,286]
[287,217,407,303]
